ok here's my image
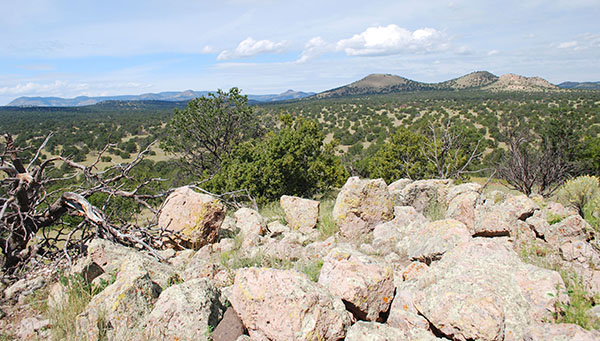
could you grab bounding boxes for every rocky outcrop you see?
[158,186,225,249]
[333,177,394,238]
[26,177,600,340]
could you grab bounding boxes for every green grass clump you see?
[519,240,600,330]
[552,271,600,330]
[546,212,565,225]
[259,201,287,224]
[317,199,338,239]
[48,272,116,340]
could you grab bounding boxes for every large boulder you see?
[445,183,481,229]
[230,267,352,340]
[372,206,428,254]
[86,239,177,289]
[76,266,161,340]
[318,246,395,321]
[158,186,225,249]
[280,195,320,233]
[393,179,453,214]
[234,207,267,236]
[412,238,569,340]
[333,177,394,238]
[141,278,226,340]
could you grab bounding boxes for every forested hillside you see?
[3,90,600,185]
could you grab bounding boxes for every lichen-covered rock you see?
[372,206,427,254]
[303,236,336,260]
[545,214,593,247]
[76,267,161,340]
[234,207,267,236]
[399,261,429,281]
[393,179,453,213]
[318,246,394,321]
[387,283,430,331]
[403,219,472,264]
[141,278,226,340]
[230,267,352,340]
[280,195,319,233]
[413,238,569,341]
[503,194,537,220]
[473,205,513,237]
[333,177,394,238]
[345,321,440,341]
[158,186,225,249]
[523,322,600,340]
[260,236,304,261]
[446,190,479,229]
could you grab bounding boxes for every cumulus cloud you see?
[336,24,449,56]
[217,37,286,60]
[296,37,331,63]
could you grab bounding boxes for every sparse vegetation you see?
[46,272,116,340]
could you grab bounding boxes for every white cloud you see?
[0,81,87,96]
[558,41,578,49]
[217,37,286,60]
[336,25,450,56]
[296,37,332,63]
[487,49,500,56]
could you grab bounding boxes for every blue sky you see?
[0,0,598,104]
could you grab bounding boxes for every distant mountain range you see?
[315,71,560,98]
[556,81,600,90]
[6,72,599,107]
[6,89,315,107]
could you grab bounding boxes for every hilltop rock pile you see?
[5,176,600,340]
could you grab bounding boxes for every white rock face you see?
[333,177,394,238]
[158,186,225,249]
[280,195,320,233]
[230,267,352,340]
